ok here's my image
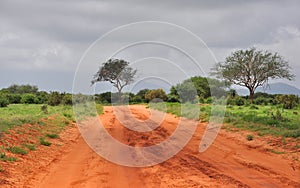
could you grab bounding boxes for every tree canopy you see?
[211,48,295,101]
[91,59,137,103]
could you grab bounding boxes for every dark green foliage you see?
[92,59,137,103]
[136,89,150,103]
[174,79,198,103]
[145,89,168,102]
[46,133,59,139]
[167,94,180,102]
[0,94,9,107]
[39,137,51,146]
[61,94,73,105]
[7,94,22,104]
[275,94,298,109]
[227,96,246,106]
[48,91,62,106]
[247,134,254,141]
[36,91,49,104]
[1,84,38,94]
[21,94,38,104]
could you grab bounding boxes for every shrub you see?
[41,105,48,114]
[227,96,246,106]
[7,94,22,104]
[253,97,270,105]
[48,91,62,106]
[275,94,298,109]
[61,94,73,105]
[167,94,180,103]
[0,94,9,107]
[145,89,168,102]
[21,94,38,104]
[247,134,254,141]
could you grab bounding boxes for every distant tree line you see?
[0,84,73,107]
[0,81,299,110]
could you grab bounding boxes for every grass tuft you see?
[39,137,51,146]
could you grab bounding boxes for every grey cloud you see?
[0,0,300,92]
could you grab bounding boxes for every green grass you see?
[0,153,17,162]
[46,133,59,139]
[7,146,27,155]
[269,149,285,154]
[150,102,300,138]
[24,144,36,151]
[39,137,51,146]
[0,103,104,132]
[0,104,75,132]
[246,134,254,141]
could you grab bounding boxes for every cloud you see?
[0,0,300,92]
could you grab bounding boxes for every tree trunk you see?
[118,89,122,104]
[249,89,255,103]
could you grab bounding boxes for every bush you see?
[227,96,246,106]
[275,95,298,109]
[253,97,271,105]
[167,94,180,103]
[48,91,62,106]
[0,94,9,107]
[21,94,38,104]
[7,94,22,104]
[61,94,73,105]
[41,105,48,114]
[145,89,168,102]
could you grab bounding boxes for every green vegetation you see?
[269,149,285,154]
[24,144,36,151]
[39,137,51,146]
[46,133,59,139]
[0,104,75,132]
[7,146,27,155]
[247,134,254,141]
[150,102,300,138]
[212,48,295,102]
[0,153,17,162]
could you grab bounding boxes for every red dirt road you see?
[2,105,300,187]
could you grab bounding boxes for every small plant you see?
[39,138,51,146]
[249,105,259,110]
[269,149,285,154]
[0,153,17,162]
[46,133,59,139]
[24,144,36,151]
[7,146,27,155]
[247,134,254,141]
[41,105,48,114]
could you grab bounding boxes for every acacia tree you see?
[212,48,295,102]
[91,59,137,103]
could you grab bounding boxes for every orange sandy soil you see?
[0,105,299,188]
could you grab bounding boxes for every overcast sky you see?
[1,0,300,93]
